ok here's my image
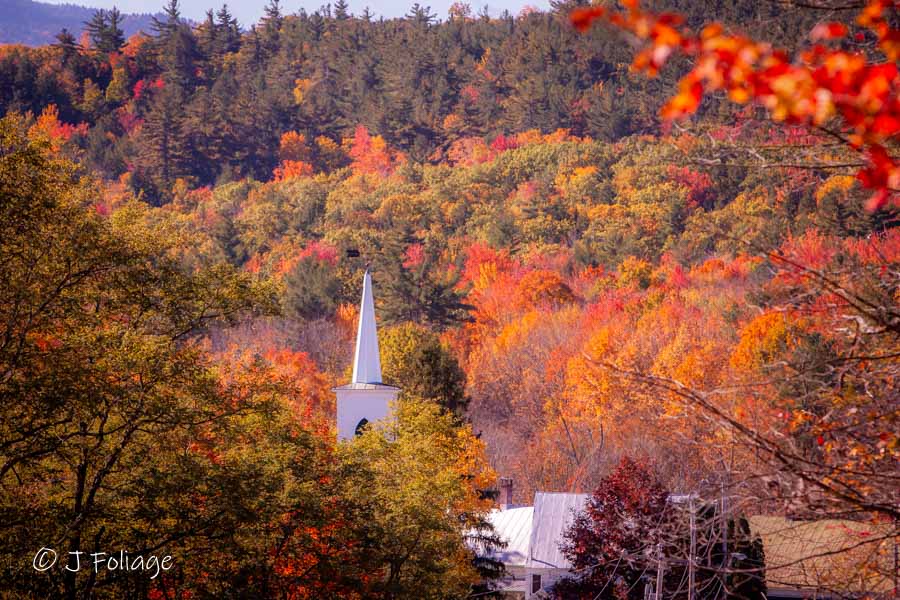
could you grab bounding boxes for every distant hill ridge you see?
[0,0,160,46]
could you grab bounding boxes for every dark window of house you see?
[355,418,369,436]
[531,573,541,593]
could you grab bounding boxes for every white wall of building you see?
[524,567,571,598]
[336,387,399,441]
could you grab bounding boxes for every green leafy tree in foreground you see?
[339,399,503,599]
[0,113,333,599]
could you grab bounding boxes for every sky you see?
[41,0,552,27]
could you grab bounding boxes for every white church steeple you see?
[351,270,383,384]
[334,270,400,440]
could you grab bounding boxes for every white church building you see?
[334,270,400,440]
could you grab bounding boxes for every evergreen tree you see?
[407,3,437,26]
[198,9,218,61]
[150,0,181,41]
[151,0,199,93]
[377,230,472,330]
[334,0,351,20]
[84,10,108,50]
[84,8,125,55]
[263,0,282,25]
[137,84,191,201]
[216,4,241,54]
[52,29,80,66]
[283,255,343,320]
[260,0,283,55]
[106,7,126,52]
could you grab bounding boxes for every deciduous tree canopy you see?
[1,0,897,597]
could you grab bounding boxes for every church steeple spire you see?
[351,270,382,384]
[333,269,400,440]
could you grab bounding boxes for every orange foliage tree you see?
[571,0,900,210]
[344,125,399,176]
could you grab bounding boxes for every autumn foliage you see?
[1,2,898,598]
[571,0,900,210]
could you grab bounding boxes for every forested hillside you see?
[1,0,834,202]
[0,0,157,46]
[1,0,897,598]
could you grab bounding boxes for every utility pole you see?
[688,497,696,600]
[720,478,730,600]
[655,542,665,600]
[893,515,898,600]
[720,479,728,559]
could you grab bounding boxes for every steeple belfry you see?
[351,270,382,384]
[334,270,400,440]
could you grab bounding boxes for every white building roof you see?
[351,270,383,385]
[526,492,589,570]
[485,506,534,568]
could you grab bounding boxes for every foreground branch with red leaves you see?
[571,0,900,210]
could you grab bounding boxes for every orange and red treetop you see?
[571,0,900,211]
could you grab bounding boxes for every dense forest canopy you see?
[0,0,841,202]
[0,0,897,598]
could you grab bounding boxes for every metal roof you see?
[485,506,534,568]
[749,516,894,595]
[526,492,589,570]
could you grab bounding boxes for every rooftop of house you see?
[483,492,590,573]
[482,493,896,599]
[749,515,895,596]
[526,492,590,570]
[485,505,534,568]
